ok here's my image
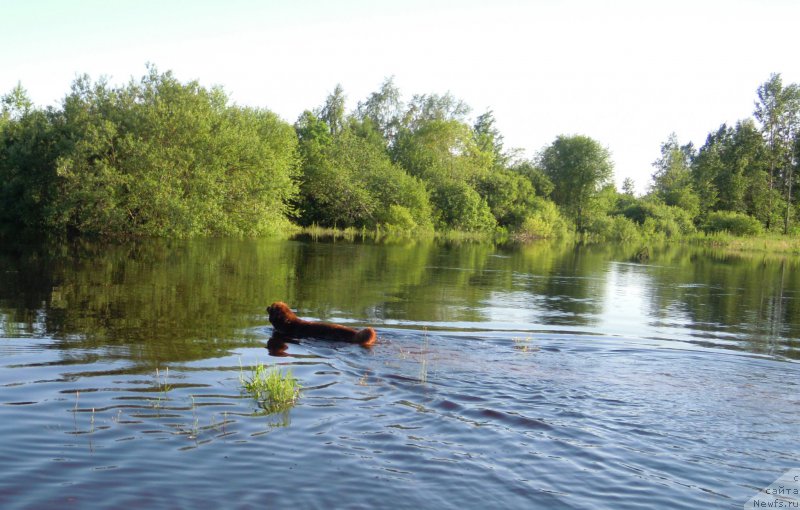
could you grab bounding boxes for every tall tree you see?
[318,84,347,137]
[692,120,771,223]
[295,126,432,230]
[651,133,700,220]
[473,110,508,169]
[0,91,62,236]
[754,73,800,232]
[391,118,490,183]
[1,83,33,121]
[400,92,470,131]
[390,114,496,231]
[539,135,614,231]
[510,160,554,198]
[691,126,726,215]
[354,77,402,144]
[622,177,636,196]
[731,119,772,224]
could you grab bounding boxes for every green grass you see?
[297,223,502,244]
[299,222,800,255]
[299,224,364,241]
[687,232,800,254]
[240,362,300,412]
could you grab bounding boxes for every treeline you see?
[1,66,798,241]
[649,74,800,237]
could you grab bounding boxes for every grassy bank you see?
[687,232,800,254]
[296,224,800,256]
[297,224,497,243]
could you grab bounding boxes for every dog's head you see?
[267,301,296,328]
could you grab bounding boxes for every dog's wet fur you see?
[267,302,376,346]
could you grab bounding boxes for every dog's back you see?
[267,302,376,346]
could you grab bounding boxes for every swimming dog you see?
[266,302,376,346]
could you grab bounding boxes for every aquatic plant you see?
[189,395,199,439]
[512,337,539,353]
[240,362,300,412]
[153,367,172,410]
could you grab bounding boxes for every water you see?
[0,238,798,509]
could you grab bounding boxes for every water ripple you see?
[0,327,797,509]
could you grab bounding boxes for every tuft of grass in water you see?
[419,327,429,384]
[153,367,172,410]
[189,395,199,439]
[240,362,300,412]
[512,336,539,353]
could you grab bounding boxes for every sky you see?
[3,0,800,193]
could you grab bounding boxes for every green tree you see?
[318,84,347,137]
[429,177,496,232]
[1,67,300,238]
[622,177,636,196]
[539,135,614,231]
[400,92,470,131]
[100,69,294,236]
[692,120,772,224]
[615,177,638,211]
[354,77,402,145]
[1,83,33,122]
[754,73,800,232]
[473,110,509,169]
[651,133,700,220]
[295,109,332,146]
[691,127,725,215]
[0,91,63,237]
[510,160,554,198]
[475,168,538,228]
[391,117,496,230]
[728,120,772,221]
[296,128,432,230]
[393,119,490,181]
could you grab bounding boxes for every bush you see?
[476,169,538,228]
[609,215,641,243]
[430,178,497,232]
[704,210,763,236]
[583,214,641,243]
[2,68,301,238]
[622,199,696,238]
[515,198,570,240]
[297,128,434,231]
[379,204,418,233]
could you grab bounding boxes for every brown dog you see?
[267,302,376,346]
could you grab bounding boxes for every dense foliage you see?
[1,67,298,238]
[2,68,799,241]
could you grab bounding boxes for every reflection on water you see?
[0,238,798,509]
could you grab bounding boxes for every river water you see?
[0,238,797,509]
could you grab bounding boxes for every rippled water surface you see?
[1,238,798,509]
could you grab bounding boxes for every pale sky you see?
[3,0,800,193]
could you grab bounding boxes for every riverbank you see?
[296,224,800,255]
[686,232,800,255]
